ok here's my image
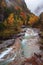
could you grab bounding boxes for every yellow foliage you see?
[15,18,23,27]
[18,20,23,27]
[28,15,39,25]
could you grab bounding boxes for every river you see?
[0,28,43,65]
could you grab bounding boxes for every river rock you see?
[0,39,15,49]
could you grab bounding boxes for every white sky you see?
[25,0,43,16]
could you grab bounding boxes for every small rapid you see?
[21,28,41,58]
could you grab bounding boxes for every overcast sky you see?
[25,0,43,16]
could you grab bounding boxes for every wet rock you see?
[34,53,42,58]
[0,39,15,49]
[40,45,43,50]
[21,53,43,65]
[39,31,43,38]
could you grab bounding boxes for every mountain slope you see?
[5,0,30,13]
[0,0,39,39]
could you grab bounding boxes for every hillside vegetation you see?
[0,0,39,39]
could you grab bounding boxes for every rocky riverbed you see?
[0,28,43,65]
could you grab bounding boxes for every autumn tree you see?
[28,15,39,26]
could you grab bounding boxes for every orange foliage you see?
[28,15,39,25]
[15,6,20,10]
[15,6,22,11]
[8,13,14,24]
[20,12,26,19]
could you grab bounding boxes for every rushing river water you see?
[0,28,42,65]
[21,28,41,58]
